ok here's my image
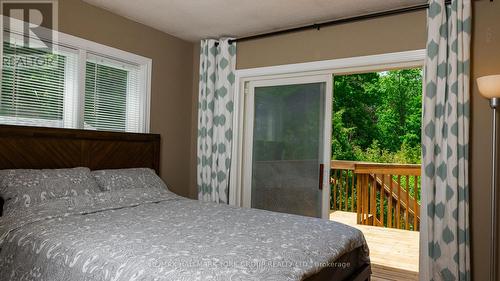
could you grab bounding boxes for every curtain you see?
[197,39,237,203]
[420,0,471,280]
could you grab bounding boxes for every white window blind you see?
[0,26,151,133]
[84,55,142,133]
[0,42,78,128]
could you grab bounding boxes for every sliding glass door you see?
[242,75,332,218]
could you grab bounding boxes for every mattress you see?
[0,188,369,281]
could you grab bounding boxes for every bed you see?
[0,125,371,281]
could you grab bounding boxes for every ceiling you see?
[82,0,428,42]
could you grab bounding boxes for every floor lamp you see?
[477,74,500,281]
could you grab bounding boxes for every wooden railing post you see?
[363,174,368,224]
[351,172,355,212]
[370,175,376,226]
[396,175,401,229]
[388,176,393,228]
[414,176,419,231]
[343,170,348,211]
[339,170,343,211]
[405,175,410,230]
[380,175,385,227]
[356,174,361,224]
[332,170,337,210]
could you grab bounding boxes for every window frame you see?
[1,16,153,133]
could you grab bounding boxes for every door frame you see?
[242,75,333,218]
[229,49,426,217]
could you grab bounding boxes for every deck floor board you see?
[330,211,419,281]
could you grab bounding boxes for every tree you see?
[331,109,357,160]
[332,68,423,164]
[333,73,381,149]
[377,69,423,151]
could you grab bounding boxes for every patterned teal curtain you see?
[197,39,236,203]
[420,0,471,280]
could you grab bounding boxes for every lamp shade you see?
[477,75,500,99]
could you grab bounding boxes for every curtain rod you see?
[222,0,479,45]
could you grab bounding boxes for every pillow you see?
[39,177,82,200]
[0,167,100,215]
[92,168,168,192]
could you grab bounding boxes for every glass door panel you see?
[243,76,332,218]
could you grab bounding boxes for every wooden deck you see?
[330,211,419,281]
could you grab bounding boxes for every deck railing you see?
[331,160,421,231]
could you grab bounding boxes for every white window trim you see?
[62,49,79,129]
[1,16,153,133]
[229,49,426,207]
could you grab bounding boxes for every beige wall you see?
[236,11,427,69]
[58,0,195,198]
[191,2,500,279]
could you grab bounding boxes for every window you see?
[1,42,78,128]
[0,25,151,133]
[84,55,142,132]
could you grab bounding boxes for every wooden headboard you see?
[0,125,161,172]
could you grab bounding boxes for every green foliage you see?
[332,68,423,164]
[333,73,381,149]
[331,109,357,160]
